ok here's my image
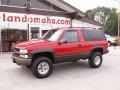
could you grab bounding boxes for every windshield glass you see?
[42,29,63,41]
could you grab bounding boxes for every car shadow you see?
[54,60,89,71]
[7,60,104,82]
[52,60,90,75]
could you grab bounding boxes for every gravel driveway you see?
[0,46,120,90]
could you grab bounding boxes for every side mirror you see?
[59,39,68,45]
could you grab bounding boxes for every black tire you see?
[113,43,117,46]
[26,65,31,69]
[31,57,53,79]
[89,52,102,68]
[72,60,78,62]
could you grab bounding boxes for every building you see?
[0,0,104,52]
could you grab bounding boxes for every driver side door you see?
[55,30,82,62]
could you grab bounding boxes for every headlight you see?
[20,49,27,54]
[20,55,28,58]
[19,49,28,58]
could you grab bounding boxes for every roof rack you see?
[66,27,98,29]
[51,27,100,30]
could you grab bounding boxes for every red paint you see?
[14,28,108,58]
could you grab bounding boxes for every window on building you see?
[0,0,65,12]
[1,0,26,7]
[1,29,27,52]
[1,0,9,5]
[1,20,28,52]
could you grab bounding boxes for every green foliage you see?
[85,7,118,36]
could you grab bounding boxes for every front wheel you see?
[32,57,53,78]
[89,52,102,68]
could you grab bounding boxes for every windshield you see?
[42,29,63,41]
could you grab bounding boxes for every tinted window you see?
[60,30,79,42]
[81,29,106,41]
[1,0,26,6]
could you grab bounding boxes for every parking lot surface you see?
[0,47,120,90]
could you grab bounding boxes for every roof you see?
[0,0,104,28]
[46,0,104,28]
[46,0,85,17]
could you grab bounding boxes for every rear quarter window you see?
[80,29,106,41]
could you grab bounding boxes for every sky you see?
[64,0,118,12]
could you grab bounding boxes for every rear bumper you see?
[12,55,31,66]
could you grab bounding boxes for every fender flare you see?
[30,48,55,63]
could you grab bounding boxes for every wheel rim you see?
[38,62,49,75]
[94,55,101,66]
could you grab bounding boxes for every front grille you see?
[14,48,20,52]
[13,48,20,57]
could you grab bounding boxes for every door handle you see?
[78,44,82,47]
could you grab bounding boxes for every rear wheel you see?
[89,52,102,68]
[32,57,53,78]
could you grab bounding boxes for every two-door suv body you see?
[12,27,109,78]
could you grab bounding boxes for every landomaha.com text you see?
[2,13,71,25]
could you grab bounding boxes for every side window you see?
[60,30,79,42]
[81,29,106,41]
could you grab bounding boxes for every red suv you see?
[12,27,109,78]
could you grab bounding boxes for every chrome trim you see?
[13,48,27,55]
[12,55,31,61]
[94,56,101,65]
[12,55,31,65]
[38,62,49,75]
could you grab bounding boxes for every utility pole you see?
[118,12,120,37]
[118,0,120,37]
[25,0,31,41]
[0,1,1,52]
[7,0,10,5]
[50,3,53,30]
[115,0,120,37]
[25,0,31,11]
[118,0,120,38]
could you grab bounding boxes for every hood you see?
[15,39,51,48]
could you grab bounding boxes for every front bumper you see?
[12,55,31,66]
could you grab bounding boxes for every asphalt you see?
[0,46,120,90]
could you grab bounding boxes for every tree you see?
[86,7,118,35]
[106,8,118,35]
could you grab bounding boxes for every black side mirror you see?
[59,39,68,45]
